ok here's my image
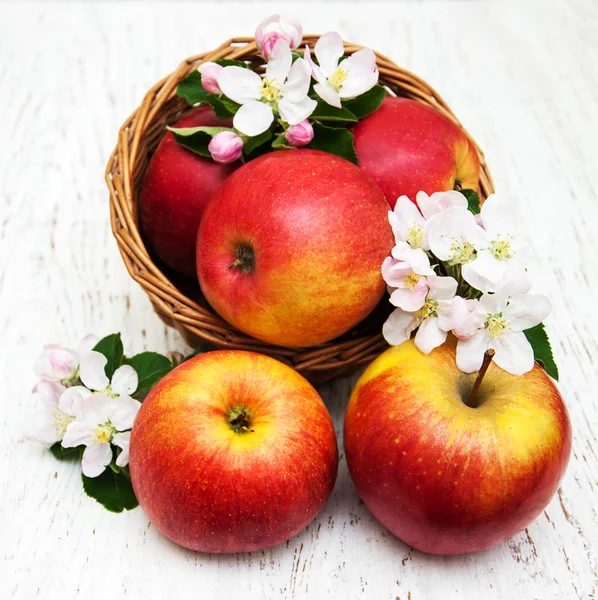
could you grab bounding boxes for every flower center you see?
[93,422,116,444]
[61,366,80,387]
[406,224,424,248]
[53,410,74,438]
[404,272,422,290]
[489,234,514,262]
[486,314,511,339]
[416,298,439,321]
[329,67,348,91]
[449,236,476,265]
[260,78,283,103]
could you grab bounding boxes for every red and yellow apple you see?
[344,340,571,555]
[139,106,236,277]
[129,350,338,553]
[352,96,481,206]
[196,149,394,347]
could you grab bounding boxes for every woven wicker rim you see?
[105,36,495,382]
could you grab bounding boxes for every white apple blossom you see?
[218,40,316,136]
[198,62,223,94]
[33,334,98,386]
[112,432,131,468]
[455,276,551,375]
[438,296,485,340]
[382,249,434,312]
[79,353,138,398]
[304,32,378,108]
[383,275,458,353]
[62,393,141,477]
[255,15,303,60]
[427,206,488,267]
[25,383,91,446]
[461,194,531,293]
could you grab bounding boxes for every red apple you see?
[196,149,394,347]
[139,106,236,277]
[344,340,571,555]
[352,96,481,206]
[129,350,338,553]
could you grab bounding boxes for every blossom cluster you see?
[26,335,140,478]
[382,191,552,376]
[190,15,380,163]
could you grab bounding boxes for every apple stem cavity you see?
[465,349,495,409]
[227,405,254,434]
[228,244,255,274]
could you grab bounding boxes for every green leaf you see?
[82,468,138,513]
[177,70,209,105]
[343,85,387,120]
[93,334,124,380]
[310,101,358,124]
[168,125,232,158]
[308,123,359,164]
[459,189,481,215]
[126,352,172,394]
[244,129,273,156]
[50,443,81,459]
[214,59,250,68]
[218,96,241,115]
[524,323,559,381]
[272,132,294,150]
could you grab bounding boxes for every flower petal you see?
[303,45,326,84]
[314,31,344,76]
[491,331,534,376]
[382,308,418,346]
[462,250,506,294]
[338,53,378,98]
[480,194,516,237]
[62,421,95,448]
[418,190,467,220]
[415,318,448,354]
[58,385,91,421]
[79,350,109,391]
[36,381,64,409]
[233,101,274,136]
[217,66,262,104]
[278,95,317,125]
[427,274,458,300]
[389,285,427,312]
[77,334,99,357]
[24,409,61,445]
[113,431,131,468]
[82,443,113,478]
[504,294,551,331]
[391,245,434,276]
[33,344,77,382]
[80,393,114,423]
[456,330,490,373]
[111,365,138,396]
[428,207,488,261]
[265,39,292,83]
[283,57,312,102]
[313,82,341,108]
[110,396,142,431]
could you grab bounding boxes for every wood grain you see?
[1,0,597,598]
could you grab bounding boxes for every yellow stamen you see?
[406,224,424,248]
[489,234,514,262]
[260,78,282,103]
[404,272,422,290]
[329,67,348,91]
[54,411,74,438]
[92,423,114,444]
[416,298,439,321]
[486,314,511,339]
[449,236,476,265]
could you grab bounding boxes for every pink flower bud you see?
[255,15,303,60]
[284,120,314,147]
[208,131,244,164]
[198,62,223,95]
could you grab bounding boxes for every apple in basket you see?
[344,340,571,555]
[352,97,481,206]
[196,149,394,347]
[129,350,338,553]
[139,106,236,277]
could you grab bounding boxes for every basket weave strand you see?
[105,36,495,383]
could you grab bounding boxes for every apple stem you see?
[228,245,255,274]
[465,349,495,409]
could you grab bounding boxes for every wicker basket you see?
[105,36,495,383]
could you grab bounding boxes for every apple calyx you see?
[227,405,254,434]
[228,244,255,274]
[465,348,495,409]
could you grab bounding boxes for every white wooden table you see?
[1,1,597,598]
